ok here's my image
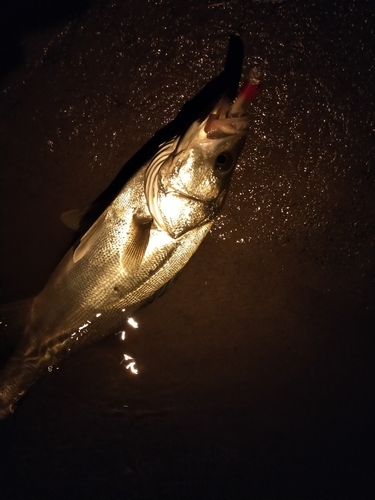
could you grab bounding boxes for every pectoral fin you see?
[121,215,152,271]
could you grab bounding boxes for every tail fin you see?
[0,352,41,418]
[0,298,32,333]
[0,298,33,418]
[0,298,32,359]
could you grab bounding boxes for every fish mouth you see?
[145,70,260,232]
[203,98,250,139]
[203,68,261,139]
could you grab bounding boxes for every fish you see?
[0,66,260,418]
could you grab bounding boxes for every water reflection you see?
[121,354,139,375]
[127,317,138,329]
[118,316,140,374]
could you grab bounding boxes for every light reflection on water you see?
[121,354,139,375]
[119,316,140,375]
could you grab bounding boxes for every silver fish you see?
[0,73,257,418]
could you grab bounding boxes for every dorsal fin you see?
[72,211,108,263]
[61,203,106,232]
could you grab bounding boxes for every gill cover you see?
[144,103,247,238]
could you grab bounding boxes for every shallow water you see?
[0,0,374,498]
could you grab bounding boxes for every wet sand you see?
[0,0,374,498]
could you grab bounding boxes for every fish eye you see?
[214,152,234,174]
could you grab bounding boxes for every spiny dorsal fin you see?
[73,211,108,263]
[61,203,106,232]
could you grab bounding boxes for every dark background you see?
[0,0,374,498]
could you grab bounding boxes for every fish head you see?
[167,100,248,201]
[146,82,256,238]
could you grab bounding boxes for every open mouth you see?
[204,68,261,139]
[204,112,250,138]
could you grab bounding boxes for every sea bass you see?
[0,70,259,418]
